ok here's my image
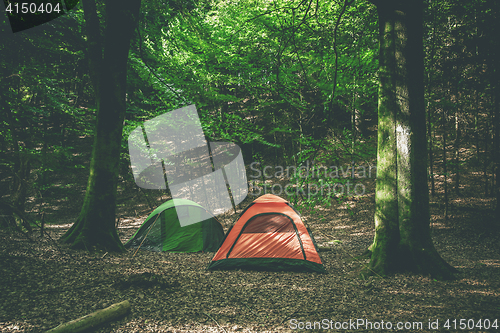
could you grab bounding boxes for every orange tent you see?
[207,194,325,272]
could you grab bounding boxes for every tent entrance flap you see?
[226,213,306,260]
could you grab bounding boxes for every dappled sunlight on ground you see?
[45,223,73,229]
[1,142,499,332]
[479,259,500,268]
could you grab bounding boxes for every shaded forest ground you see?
[1,135,499,333]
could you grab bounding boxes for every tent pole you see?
[132,213,161,257]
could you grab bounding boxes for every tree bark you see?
[442,96,448,220]
[495,93,499,220]
[454,100,461,196]
[81,0,103,101]
[368,0,399,274]
[367,0,456,280]
[60,0,142,251]
[427,99,435,196]
[45,300,130,333]
[483,124,489,196]
[4,77,33,229]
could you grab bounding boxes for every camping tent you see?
[207,194,325,272]
[125,199,224,253]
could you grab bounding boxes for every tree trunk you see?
[367,0,455,280]
[442,102,448,220]
[427,100,435,196]
[81,0,103,100]
[454,100,461,196]
[45,300,130,333]
[483,125,489,196]
[4,78,33,230]
[495,93,500,219]
[367,0,400,275]
[60,0,142,251]
[11,150,31,213]
[474,86,480,163]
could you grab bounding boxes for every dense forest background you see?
[1,0,498,224]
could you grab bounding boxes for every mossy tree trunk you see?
[367,0,456,280]
[60,0,141,251]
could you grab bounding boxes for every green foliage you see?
[125,0,379,167]
[10,0,495,225]
[0,3,95,208]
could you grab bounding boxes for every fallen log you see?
[45,300,131,333]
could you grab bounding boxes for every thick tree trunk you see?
[367,0,456,280]
[81,0,103,100]
[60,0,141,251]
[368,1,400,274]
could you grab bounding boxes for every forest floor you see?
[1,145,500,332]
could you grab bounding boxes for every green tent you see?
[124,199,224,252]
